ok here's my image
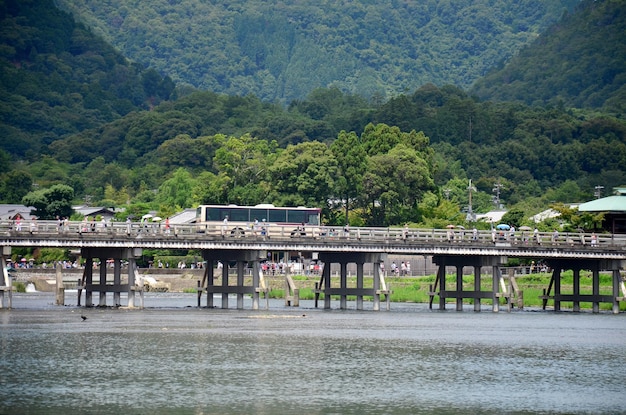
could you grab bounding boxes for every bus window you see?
[269,209,287,223]
[250,209,268,222]
[307,213,319,225]
[206,207,223,221]
[230,209,249,222]
[287,210,306,224]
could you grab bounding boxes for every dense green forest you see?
[471,0,626,113]
[2,0,625,231]
[55,0,579,104]
[0,0,175,160]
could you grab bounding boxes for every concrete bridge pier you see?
[316,252,389,310]
[200,250,267,309]
[80,248,143,308]
[542,259,625,314]
[430,255,508,312]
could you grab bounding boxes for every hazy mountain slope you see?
[471,0,626,112]
[55,0,578,104]
[0,0,174,158]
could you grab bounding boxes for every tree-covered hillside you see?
[0,0,175,160]
[3,0,625,230]
[55,0,578,104]
[471,0,626,113]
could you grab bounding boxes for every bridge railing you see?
[1,220,625,248]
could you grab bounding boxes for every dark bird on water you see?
[81,315,87,321]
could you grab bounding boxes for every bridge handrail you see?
[1,220,625,249]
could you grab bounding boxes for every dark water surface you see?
[1,293,625,415]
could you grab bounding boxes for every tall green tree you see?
[22,184,74,219]
[0,170,33,203]
[155,168,197,209]
[268,141,337,211]
[330,130,367,224]
[362,144,435,226]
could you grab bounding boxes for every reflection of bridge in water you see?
[1,221,625,313]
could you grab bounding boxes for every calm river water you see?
[1,292,625,415]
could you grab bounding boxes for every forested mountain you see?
[471,0,626,113]
[3,0,626,229]
[54,0,579,104]
[0,0,175,160]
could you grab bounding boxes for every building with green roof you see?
[578,187,626,233]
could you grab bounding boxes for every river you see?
[1,292,625,414]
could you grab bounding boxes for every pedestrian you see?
[165,217,170,234]
[126,217,131,235]
[221,215,229,237]
[552,229,559,244]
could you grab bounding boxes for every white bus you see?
[196,204,322,237]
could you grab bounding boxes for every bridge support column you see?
[316,252,388,310]
[612,269,622,314]
[99,260,107,306]
[438,258,446,310]
[221,259,229,309]
[431,255,507,312]
[84,257,93,307]
[474,266,481,312]
[1,248,13,309]
[323,259,331,309]
[356,262,364,310]
[252,260,263,310]
[542,259,625,313]
[237,261,245,309]
[592,267,600,313]
[206,262,215,308]
[114,258,121,306]
[340,262,347,310]
[573,268,580,312]
[554,268,561,312]
[201,250,267,310]
[492,265,500,313]
[80,248,143,308]
[456,265,463,311]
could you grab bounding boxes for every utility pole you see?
[492,180,503,209]
[466,179,476,222]
[594,185,604,199]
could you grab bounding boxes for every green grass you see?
[12,281,26,293]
